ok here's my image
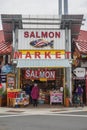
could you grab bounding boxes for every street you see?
[0,111,87,130]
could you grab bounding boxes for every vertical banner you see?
[7,73,16,89]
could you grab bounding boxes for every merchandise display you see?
[38,89,63,105]
[50,90,63,104]
[38,89,50,104]
[7,88,29,107]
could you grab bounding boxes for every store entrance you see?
[20,68,65,105]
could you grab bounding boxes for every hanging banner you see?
[0,74,6,83]
[7,73,16,89]
[25,69,55,80]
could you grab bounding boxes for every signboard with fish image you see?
[29,39,54,48]
[18,30,65,50]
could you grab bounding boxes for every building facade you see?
[1,14,84,106]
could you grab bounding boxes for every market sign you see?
[25,69,55,80]
[14,50,71,59]
[18,30,65,50]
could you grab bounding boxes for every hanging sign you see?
[73,68,86,78]
[7,73,16,89]
[25,69,55,80]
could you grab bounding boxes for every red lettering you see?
[41,32,48,38]
[25,52,32,58]
[45,52,51,58]
[30,32,35,38]
[35,52,41,58]
[65,52,71,58]
[14,52,22,59]
[24,31,61,38]
[55,52,61,58]
[55,32,60,38]
[36,32,40,38]
[24,31,29,38]
[49,32,54,38]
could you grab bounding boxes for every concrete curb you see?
[0,106,87,115]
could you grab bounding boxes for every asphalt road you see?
[0,111,87,130]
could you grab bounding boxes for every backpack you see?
[76,87,83,95]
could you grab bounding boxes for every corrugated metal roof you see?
[77,30,87,41]
[75,30,87,54]
[16,59,71,68]
[1,14,84,42]
[1,14,22,42]
[0,42,12,54]
[0,30,5,42]
[76,41,87,53]
[61,15,84,39]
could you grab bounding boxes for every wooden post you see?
[17,68,20,89]
[63,68,66,105]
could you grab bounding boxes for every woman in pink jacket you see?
[31,83,39,107]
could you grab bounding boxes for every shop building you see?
[1,14,84,106]
[0,30,12,89]
[72,30,87,105]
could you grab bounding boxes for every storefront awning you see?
[16,59,71,68]
[75,30,87,54]
[76,41,87,54]
[0,42,12,55]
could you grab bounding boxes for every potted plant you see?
[64,86,70,107]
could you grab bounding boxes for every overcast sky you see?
[0,0,87,30]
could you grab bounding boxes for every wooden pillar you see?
[17,68,20,89]
[63,68,66,105]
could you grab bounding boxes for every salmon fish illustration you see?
[29,39,54,48]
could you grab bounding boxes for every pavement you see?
[0,105,87,116]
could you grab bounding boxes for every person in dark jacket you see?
[25,84,31,95]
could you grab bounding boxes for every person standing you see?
[76,84,84,106]
[25,83,31,96]
[31,83,39,107]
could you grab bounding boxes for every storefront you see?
[20,68,64,105]
[13,20,71,106]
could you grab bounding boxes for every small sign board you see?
[73,67,85,78]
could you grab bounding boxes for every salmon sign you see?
[18,30,65,50]
[25,69,55,80]
[24,31,60,38]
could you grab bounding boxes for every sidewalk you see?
[0,105,87,115]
